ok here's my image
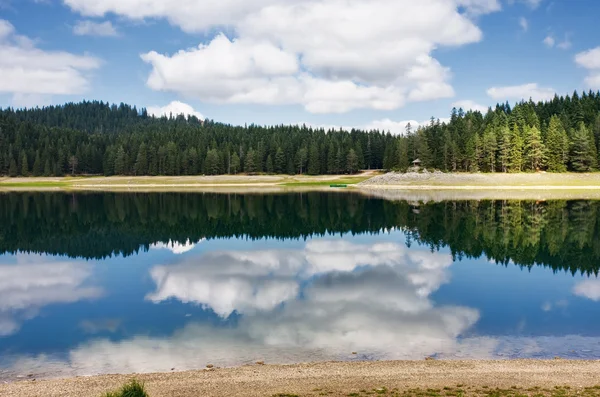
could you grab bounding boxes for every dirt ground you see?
[3,360,600,397]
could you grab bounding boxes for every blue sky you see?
[1,0,599,133]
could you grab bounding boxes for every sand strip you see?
[2,360,600,397]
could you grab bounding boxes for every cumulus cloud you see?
[65,0,501,113]
[543,35,555,48]
[0,256,103,336]
[575,47,600,89]
[486,83,555,102]
[452,99,489,113]
[519,17,528,32]
[146,102,204,120]
[0,19,100,106]
[146,240,453,318]
[73,20,118,37]
[573,280,600,301]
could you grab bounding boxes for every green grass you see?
[102,380,148,397]
[0,181,69,187]
[281,177,368,187]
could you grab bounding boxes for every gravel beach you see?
[2,360,600,397]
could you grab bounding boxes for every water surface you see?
[1,192,600,380]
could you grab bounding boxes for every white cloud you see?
[146,102,205,120]
[557,35,572,50]
[519,17,528,32]
[0,255,103,336]
[452,99,488,113]
[486,83,555,102]
[544,34,571,50]
[543,35,555,48]
[573,280,600,301]
[0,19,101,106]
[575,47,600,89]
[73,20,118,37]
[146,240,453,318]
[66,0,502,113]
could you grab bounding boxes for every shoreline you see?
[3,360,600,397]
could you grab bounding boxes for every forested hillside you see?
[1,90,600,176]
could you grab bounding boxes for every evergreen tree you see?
[508,127,523,172]
[416,130,432,168]
[327,142,337,174]
[296,147,308,174]
[523,125,545,171]
[43,159,51,176]
[570,123,594,171]
[113,146,127,175]
[545,116,569,172]
[396,138,409,170]
[346,149,359,174]
[8,156,17,177]
[134,143,148,175]
[274,147,286,174]
[20,151,28,176]
[231,152,241,174]
[308,143,320,175]
[245,148,256,173]
[482,126,497,172]
[33,152,42,176]
[497,125,511,173]
[266,154,274,174]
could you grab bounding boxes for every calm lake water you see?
[1,192,600,380]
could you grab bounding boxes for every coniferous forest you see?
[1,90,600,176]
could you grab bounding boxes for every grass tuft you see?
[102,380,148,397]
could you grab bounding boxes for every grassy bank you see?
[0,174,375,191]
[3,360,600,397]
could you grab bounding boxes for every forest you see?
[1,90,600,176]
[1,192,599,276]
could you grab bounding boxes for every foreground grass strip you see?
[273,386,600,397]
[102,380,148,397]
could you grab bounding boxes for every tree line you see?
[1,90,600,176]
[1,192,599,276]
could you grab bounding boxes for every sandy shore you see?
[2,360,600,397]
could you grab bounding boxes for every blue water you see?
[1,229,600,380]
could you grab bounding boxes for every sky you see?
[0,0,599,134]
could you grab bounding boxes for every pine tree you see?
[43,159,51,176]
[396,138,409,171]
[8,156,17,177]
[204,149,220,175]
[482,126,497,172]
[266,154,274,173]
[20,151,28,176]
[296,147,308,174]
[33,152,42,176]
[327,142,337,174]
[523,125,545,171]
[497,125,511,173]
[113,146,126,175]
[307,143,320,175]
[231,152,241,174]
[346,148,359,174]
[134,143,148,175]
[416,130,432,168]
[244,148,256,173]
[570,122,594,172]
[274,147,285,174]
[508,127,523,172]
[545,116,569,172]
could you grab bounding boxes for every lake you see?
[1,192,600,380]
